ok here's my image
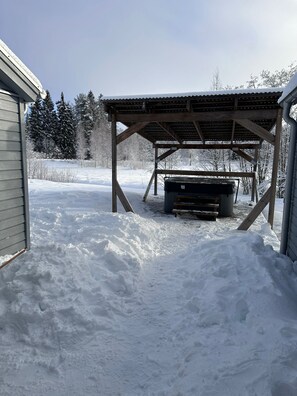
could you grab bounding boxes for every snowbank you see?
[0,164,297,395]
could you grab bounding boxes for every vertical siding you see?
[286,141,297,262]
[0,90,27,257]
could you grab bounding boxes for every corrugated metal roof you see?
[102,87,283,102]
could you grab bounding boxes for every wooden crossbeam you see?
[115,180,134,212]
[234,119,275,145]
[156,169,256,178]
[156,122,183,144]
[193,121,205,143]
[157,148,179,163]
[116,109,278,123]
[232,148,256,165]
[237,187,271,230]
[116,122,149,144]
[154,143,260,150]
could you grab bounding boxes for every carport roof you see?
[102,88,283,144]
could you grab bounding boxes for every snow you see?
[102,87,283,102]
[278,72,297,104]
[1,162,297,395]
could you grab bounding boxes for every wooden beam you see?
[232,148,256,165]
[154,143,260,150]
[111,113,117,212]
[115,180,134,212]
[156,148,179,163]
[156,122,183,144]
[116,109,279,123]
[156,169,256,178]
[231,98,238,143]
[193,121,205,143]
[234,119,275,145]
[268,108,283,227]
[154,147,158,196]
[116,122,149,144]
[237,187,271,230]
[143,170,155,202]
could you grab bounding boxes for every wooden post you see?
[111,113,117,212]
[143,170,156,202]
[154,147,158,195]
[268,109,283,227]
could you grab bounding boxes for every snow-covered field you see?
[1,161,297,395]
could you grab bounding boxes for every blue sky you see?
[1,0,297,102]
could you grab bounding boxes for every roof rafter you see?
[156,122,183,144]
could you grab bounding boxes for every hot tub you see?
[164,177,236,217]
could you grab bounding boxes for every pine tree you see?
[27,97,44,152]
[41,90,58,156]
[56,93,76,159]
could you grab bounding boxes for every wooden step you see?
[173,202,219,211]
[172,208,219,221]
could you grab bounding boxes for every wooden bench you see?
[172,194,220,221]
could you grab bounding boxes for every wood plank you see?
[0,141,21,151]
[237,187,271,230]
[0,206,24,221]
[143,170,155,202]
[111,113,117,212]
[0,197,24,211]
[0,151,21,161]
[0,100,19,113]
[0,120,20,133]
[116,109,279,123]
[0,110,19,123]
[0,188,24,201]
[116,122,149,144]
[0,240,26,258]
[0,170,22,181]
[0,179,23,191]
[115,180,134,212]
[154,143,260,150]
[0,223,25,241]
[156,169,256,178]
[156,148,178,163]
[0,160,22,171]
[0,215,25,231]
[232,148,256,164]
[0,130,21,142]
[156,122,183,144]
[0,231,25,250]
[234,119,275,144]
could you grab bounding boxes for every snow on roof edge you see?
[0,39,46,99]
[278,72,297,104]
[102,87,283,102]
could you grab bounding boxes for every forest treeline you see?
[26,64,297,197]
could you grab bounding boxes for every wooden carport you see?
[102,88,283,230]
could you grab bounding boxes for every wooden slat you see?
[237,187,271,230]
[0,215,25,231]
[0,240,26,258]
[0,160,22,171]
[0,100,19,113]
[0,120,20,133]
[0,110,19,123]
[0,223,25,242]
[0,141,21,151]
[0,151,21,161]
[0,231,25,250]
[0,206,24,221]
[0,179,23,191]
[0,170,22,181]
[116,109,279,123]
[115,180,134,212]
[234,119,275,144]
[0,130,21,142]
[154,143,260,149]
[0,188,24,201]
[116,122,149,144]
[0,197,24,211]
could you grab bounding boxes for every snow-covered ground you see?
[1,161,297,395]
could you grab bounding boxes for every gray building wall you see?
[0,89,29,257]
[286,145,297,262]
